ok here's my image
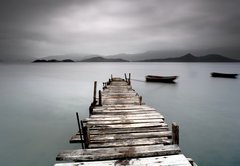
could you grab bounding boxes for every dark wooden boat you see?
[146,75,178,83]
[211,72,238,78]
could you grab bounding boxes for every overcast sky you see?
[1,0,240,60]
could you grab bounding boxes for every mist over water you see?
[0,62,240,166]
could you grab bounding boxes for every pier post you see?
[172,122,179,145]
[98,90,102,106]
[103,82,107,89]
[139,96,142,105]
[89,103,94,116]
[128,73,131,85]
[93,81,97,106]
[76,112,84,149]
[111,74,113,81]
[124,73,127,81]
[82,123,90,148]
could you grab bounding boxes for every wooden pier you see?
[55,74,197,166]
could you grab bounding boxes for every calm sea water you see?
[0,62,240,166]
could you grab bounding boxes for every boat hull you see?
[211,72,238,78]
[146,75,178,83]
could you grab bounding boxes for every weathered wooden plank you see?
[93,107,155,111]
[87,119,164,125]
[102,101,141,105]
[55,154,192,166]
[85,116,164,122]
[89,131,172,142]
[70,135,85,143]
[89,126,168,133]
[70,134,170,145]
[106,85,131,88]
[93,110,156,114]
[102,93,138,96]
[89,126,169,134]
[93,109,160,114]
[56,144,181,161]
[102,91,136,93]
[92,111,162,115]
[103,100,141,105]
[103,88,135,91]
[102,97,141,101]
[105,85,132,88]
[88,122,168,129]
[93,105,154,110]
[89,137,171,148]
[89,113,164,118]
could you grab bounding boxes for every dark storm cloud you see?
[0,0,240,60]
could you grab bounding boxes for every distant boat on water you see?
[145,75,178,83]
[211,72,238,78]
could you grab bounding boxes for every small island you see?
[33,59,75,63]
[32,56,128,63]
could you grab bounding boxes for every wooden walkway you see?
[55,75,197,166]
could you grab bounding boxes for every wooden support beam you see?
[139,96,142,105]
[172,122,179,145]
[98,90,102,106]
[93,81,97,105]
[76,112,84,149]
[89,104,94,116]
[82,122,90,148]
[128,73,131,85]
[102,82,105,89]
[124,73,127,81]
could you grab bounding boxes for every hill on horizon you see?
[32,51,240,63]
[140,53,240,62]
[79,56,128,62]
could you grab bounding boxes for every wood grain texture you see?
[55,154,192,166]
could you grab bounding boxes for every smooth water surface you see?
[0,62,240,166]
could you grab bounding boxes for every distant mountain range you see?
[33,56,128,63]
[33,53,240,63]
[80,56,128,62]
[140,53,240,62]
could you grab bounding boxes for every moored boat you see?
[211,72,238,78]
[146,75,178,83]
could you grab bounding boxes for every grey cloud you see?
[0,0,240,60]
